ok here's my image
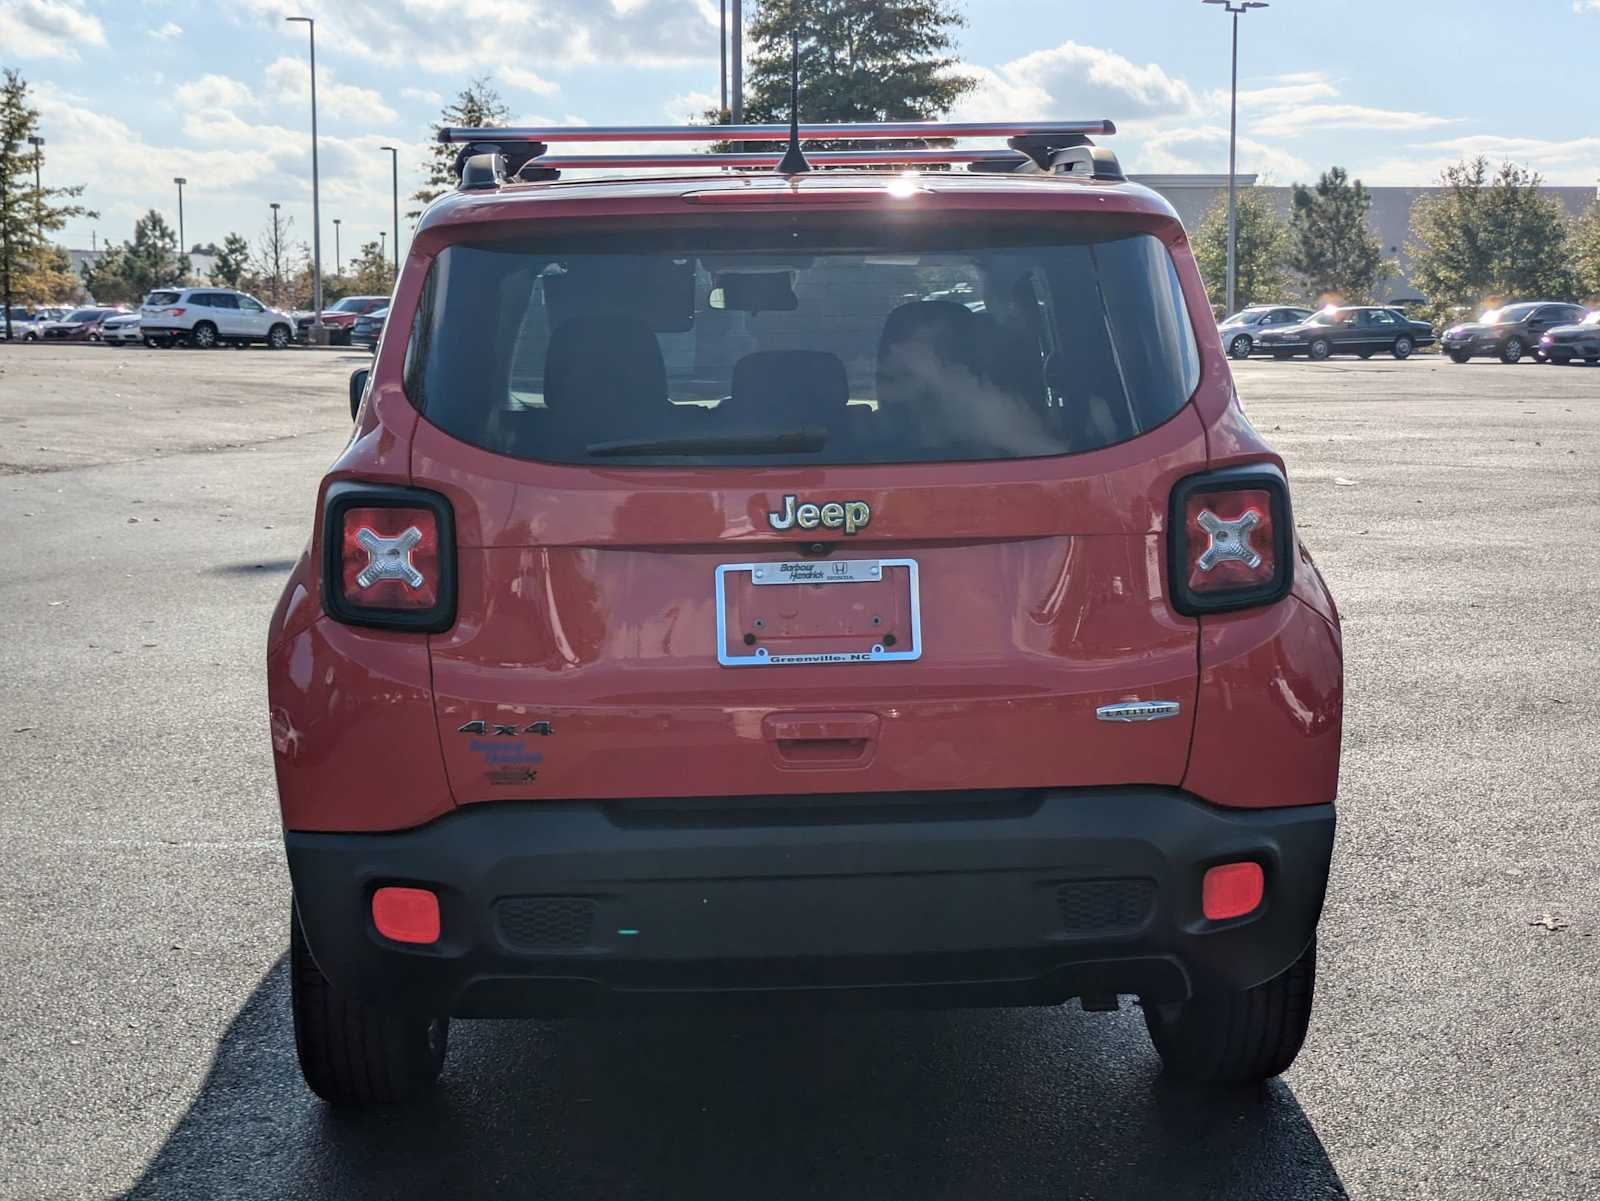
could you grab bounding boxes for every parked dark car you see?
[1441,301,1587,364]
[350,305,387,350]
[41,307,127,341]
[1254,306,1435,360]
[1217,305,1315,360]
[296,295,389,345]
[1539,310,1600,365]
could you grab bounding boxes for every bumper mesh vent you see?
[495,896,597,951]
[1054,879,1156,935]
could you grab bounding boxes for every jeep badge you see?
[767,495,871,535]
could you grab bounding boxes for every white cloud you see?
[1138,125,1313,183]
[264,57,398,125]
[175,74,260,113]
[147,21,183,41]
[1576,0,1600,11]
[401,86,443,106]
[974,40,1202,121]
[1236,73,1339,109]
[231,0,717,73]
[1252,104,1457,138]
[1,0,104,60]
[1379,133,1600,184]
[32,78,424,257]
[664,89,718,123]
[503,67,559,97]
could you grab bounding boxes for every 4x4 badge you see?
[457,720,554,736]
[767,495,870,535]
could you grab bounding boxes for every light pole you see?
[173,177,187,275]
[333,217,341,275]
[268,202,284,307]
[379,145,399,275]
[1203,0,1268,317]
[730,0,743,123]
[720,0,728,116]
[27,135,44,240]
[286,15,326,337]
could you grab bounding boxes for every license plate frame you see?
[714,558,923,667]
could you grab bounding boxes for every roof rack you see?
[437,120,1123,188]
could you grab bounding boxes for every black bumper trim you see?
[286,788,1334,1017]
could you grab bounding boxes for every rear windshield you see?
[404,220,1200,467]
[145,291,181,306]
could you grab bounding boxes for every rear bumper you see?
[287,788,1335,1017]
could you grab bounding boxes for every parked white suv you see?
[140,287,296,349]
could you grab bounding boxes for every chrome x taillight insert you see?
[354,526,425,589]
[1195,508,1263,572]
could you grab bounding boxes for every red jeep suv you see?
[267,121,1342,1106]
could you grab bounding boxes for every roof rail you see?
[436,120,1121,188]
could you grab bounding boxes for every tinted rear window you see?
[404,219,1200,467]
[145,291,181,306]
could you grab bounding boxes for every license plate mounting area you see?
[714,558,922,667]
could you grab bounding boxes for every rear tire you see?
[1500,337,1524,364]
[1227,334,1253,360]
[1308,338,1332,360]
[1392,336,1413,359]
[290,902,448,1106]
[1143,941,1316,1085]
[1448,350,1471,364]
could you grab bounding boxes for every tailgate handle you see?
[763,712,879,765]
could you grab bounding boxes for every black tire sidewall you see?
[1309,339,1332,360]
[1393,337,1413,359]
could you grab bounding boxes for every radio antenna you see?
[776,23,811,175]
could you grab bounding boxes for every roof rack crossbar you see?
[522,149,1031,170]
[438,120,1115,145]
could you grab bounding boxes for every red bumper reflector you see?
[372,886,441,944]
[1202,862,1264,921]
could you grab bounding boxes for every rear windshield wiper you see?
[585,427,828,457]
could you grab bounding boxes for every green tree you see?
[79,210,186,303]
[1408,158,1575,312]
[346,239,396,296]
[209,232,252,288]
[1287,167,1386,305]
[409,77,509,218]
[1194,187,1291,312]
[12,242,78,303]
[1572,201,1600,302]
[0,69,95,336]
[743,0,977,126]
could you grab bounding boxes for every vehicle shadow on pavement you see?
[122,958,1346,1201]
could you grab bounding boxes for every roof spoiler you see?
[436,121,1121,187]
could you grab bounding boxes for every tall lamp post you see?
[268,202,284,307]
[730,0,743,122]
[333,217,341,275]
[1203,0,1268,318]
[27,135,44,240]
[173,177,187,274]
[379,145,399,276]
[286,15,326,339]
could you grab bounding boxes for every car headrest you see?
[728,349,849,422]
[542,314,666,420]
[876,300,984,411]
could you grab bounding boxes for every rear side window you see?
[404,220,1200,467]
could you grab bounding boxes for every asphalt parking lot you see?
[1,343,1597,1200]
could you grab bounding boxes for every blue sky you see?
[5,0,1599,260]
